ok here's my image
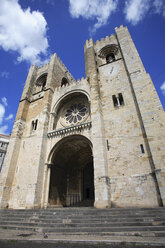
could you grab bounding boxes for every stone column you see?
[43,164,51,208]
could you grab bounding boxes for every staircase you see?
[0,208,165,237]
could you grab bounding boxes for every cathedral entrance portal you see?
[48,135,94,207]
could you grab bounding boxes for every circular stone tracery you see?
[64,103,88,124]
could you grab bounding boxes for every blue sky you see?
[0,0,165,135]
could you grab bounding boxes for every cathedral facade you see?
[0,25,165,209]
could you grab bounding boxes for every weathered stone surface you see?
[0,25,164,209]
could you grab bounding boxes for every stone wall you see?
[0,25,164,209]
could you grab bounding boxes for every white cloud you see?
[0,0,49,65]
[0,104,5,125]
[153,0,165,17]
[0,97,13,134]
[0,125,8,135]
[124,0,151,25]
[68,0,118,33]
[5,114,13,121]
[124,0,165,25]
[160,82,165,95]
[0,71,9,79]
[1,97,8,107]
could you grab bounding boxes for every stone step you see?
[1,220,165,227]
[1,224,165,233]
[1,214,165,221]
[1,216,165,223]
[1,207,164,213]
[1,209,165,215]
[0,208,164,237]
[1,224,165,238]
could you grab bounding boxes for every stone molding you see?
[47,121,92,138]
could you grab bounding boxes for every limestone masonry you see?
[0,134,9,173]
[0,25,165,209]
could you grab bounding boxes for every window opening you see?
[112,93,124,108]
[61,77,69,87]
[42,80,46,90]
[118,93,124,106]
[140,144,145,154]
[31,119,38,131]
[112,95,118,107]
[0,153,3,157]
[106,140,110,151]
[64,103,88,124]
[36,74,47,92]
[106,53,115,63]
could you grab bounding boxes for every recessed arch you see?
[47,134,92,164]
[51,91,91,130]
[51,90,90,115]
[98,44,118,59]
[48,135,94,207]
[36,73,48,88]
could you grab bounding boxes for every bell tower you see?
[84,25,165,207]
[0,25,165,209]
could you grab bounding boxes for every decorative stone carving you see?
[60,100,89,127]
[48,121,92,138]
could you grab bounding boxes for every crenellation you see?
[100,37,105,43]
[36,63,49,77]
[55,54,75,83]
[85,38,94,49]
[0,26,165,209]
[52,76,88,96]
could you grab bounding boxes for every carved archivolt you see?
[98,44,118,58]
[53,93,90,130]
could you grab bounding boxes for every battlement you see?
[84,25,127,50]
[54,76,88,93]
[38,62,50,70]
[55,54,75,82]
[95,34,116,46]
[115,25,128,32]
[1,25,165,211]
[37,62,49,72]
[85,38,94,49]
[85,34,117,52]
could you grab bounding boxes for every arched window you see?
[106,53,115,63]
[61,77,69,87]
[36,73,47,91]
[99,44,118,64]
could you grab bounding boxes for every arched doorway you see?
[48,135,94,207]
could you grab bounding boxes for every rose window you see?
[64,103,88,124]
